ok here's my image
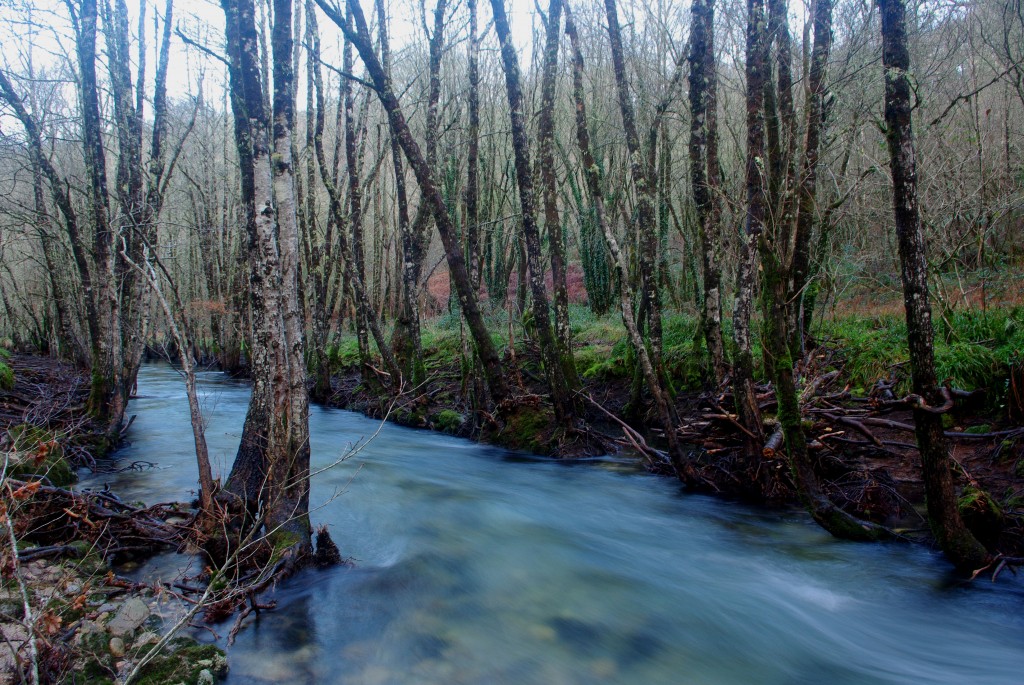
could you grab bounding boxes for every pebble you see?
[109,637,125,657]
[107,597,150,636]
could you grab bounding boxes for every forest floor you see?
[0,354,227,685]
[325,295,1024,564]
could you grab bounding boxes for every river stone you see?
[109,636,125,657]
[107,597,150,636]
[196,652,229,678]
[135,631,159,646]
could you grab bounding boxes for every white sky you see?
[0,0,541,116]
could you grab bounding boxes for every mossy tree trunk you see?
[490,0,577,425]
[732,0,769,469]
[220,0,311,558]
[688,0,727,387]
[879,0,990,572]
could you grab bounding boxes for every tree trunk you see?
[341,16,373,378]
[732,0,768,467]
[688,0,727,386]
[603,0,664,382]
[77,0,126,432]
[490,0,577,425]
[465,0,482,293]
[535,0,579,390]
[316,0,509,405]
[378,0,425,388]
[564,4,700,485]
[879,0,989,572]
[221,0,311,558]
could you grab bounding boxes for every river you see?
[79,364,1024,684]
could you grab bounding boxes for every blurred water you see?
[80,364,1024,684]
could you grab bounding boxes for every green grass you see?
[0,360,12,391]
[818,306,1024,400]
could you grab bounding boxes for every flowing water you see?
[80,365,1024,684]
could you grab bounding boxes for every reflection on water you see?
[80,365,1024,684]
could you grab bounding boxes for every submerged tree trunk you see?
[879,0,989,572]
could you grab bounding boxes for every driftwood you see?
[7,478,192,563]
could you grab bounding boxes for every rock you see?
[96,602,118,614]
[107,597,150,636]
[196,669,215,685]
[196,652,229,678]
[109,636,126,657]
[135,630,159,646]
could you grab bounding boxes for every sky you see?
[0,0,541,119]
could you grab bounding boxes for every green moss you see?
[6,424,75,486]
[135,639,228,685]
[496,405,552,453]
[959,485,1004,547]
[433,409,465,434]
[0,360,13,391]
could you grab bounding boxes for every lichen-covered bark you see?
[465,0,482,293]
[788,0,831,357]
[733,0,769,465]
[221,0,311,555]
[490,0,576,424]
[688,0,727,386]
[77,0,125,430]
[879,0,989,572]
[603,0,664,380]
[535,0,579,391]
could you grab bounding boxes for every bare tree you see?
[220,0,312,560]
[315,0,510,405]
[879,0,990,572]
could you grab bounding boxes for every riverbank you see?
[322,305,1024,560]
[0,354,226,684]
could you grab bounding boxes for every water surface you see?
[81,365,1024,684]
